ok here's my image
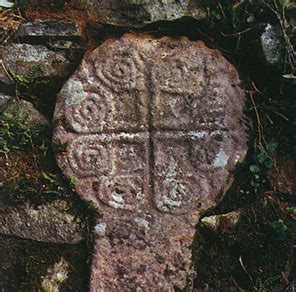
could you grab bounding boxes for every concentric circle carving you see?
[67,137,110,177]
[95,48,146,92]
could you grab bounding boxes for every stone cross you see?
[53,34,247,290]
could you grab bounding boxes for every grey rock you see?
[0,43,70,85]
[47,39,82,51]
[53,34,248,290]
[70,0,206,27]
[0,98,85,244]
[16,19,82,39]
[15,19,84,60]
[200,209,242,234]
[0,94,11,107]
[41,257,70,291]
[2,98,49,127]
[0,201,85,243]
[16,0,65,9]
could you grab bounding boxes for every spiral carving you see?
[67,137,110,177]
[93,176,145,211]
[71,92,110,133]
[95,49,145,92]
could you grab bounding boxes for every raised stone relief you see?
[53,34,247,290]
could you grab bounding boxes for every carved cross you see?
[53,34,247,290]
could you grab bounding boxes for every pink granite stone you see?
[52,34,247,290]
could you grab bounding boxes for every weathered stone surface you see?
[1,98,49,127]
[200,209,242,234]
[0,43,70,85]
[0,201,85,243]
[0,97,86,244]
[53,34,247,290]
[41,257,70,290]
[16,19,82,39]
[16,0,65,9]
[13,20,84,58]
[23,0,205,27]
[0,93,11,107]
[70,0,207,27]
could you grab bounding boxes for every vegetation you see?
[190,1,296,289]
[193,192,295,290]
[0,96,95,289]
[0,3,23,44]
[8,63,48,91]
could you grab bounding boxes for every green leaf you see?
[267,142,278,154]
[42,171,55,183]
[44,190,63,195]
[69,176,77,185]
[250,165,260,173]
[254,174,260,180]
[250,180,260,188]
[257,152,267,164]
[264,158,273,169]
[286,207,296,213]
